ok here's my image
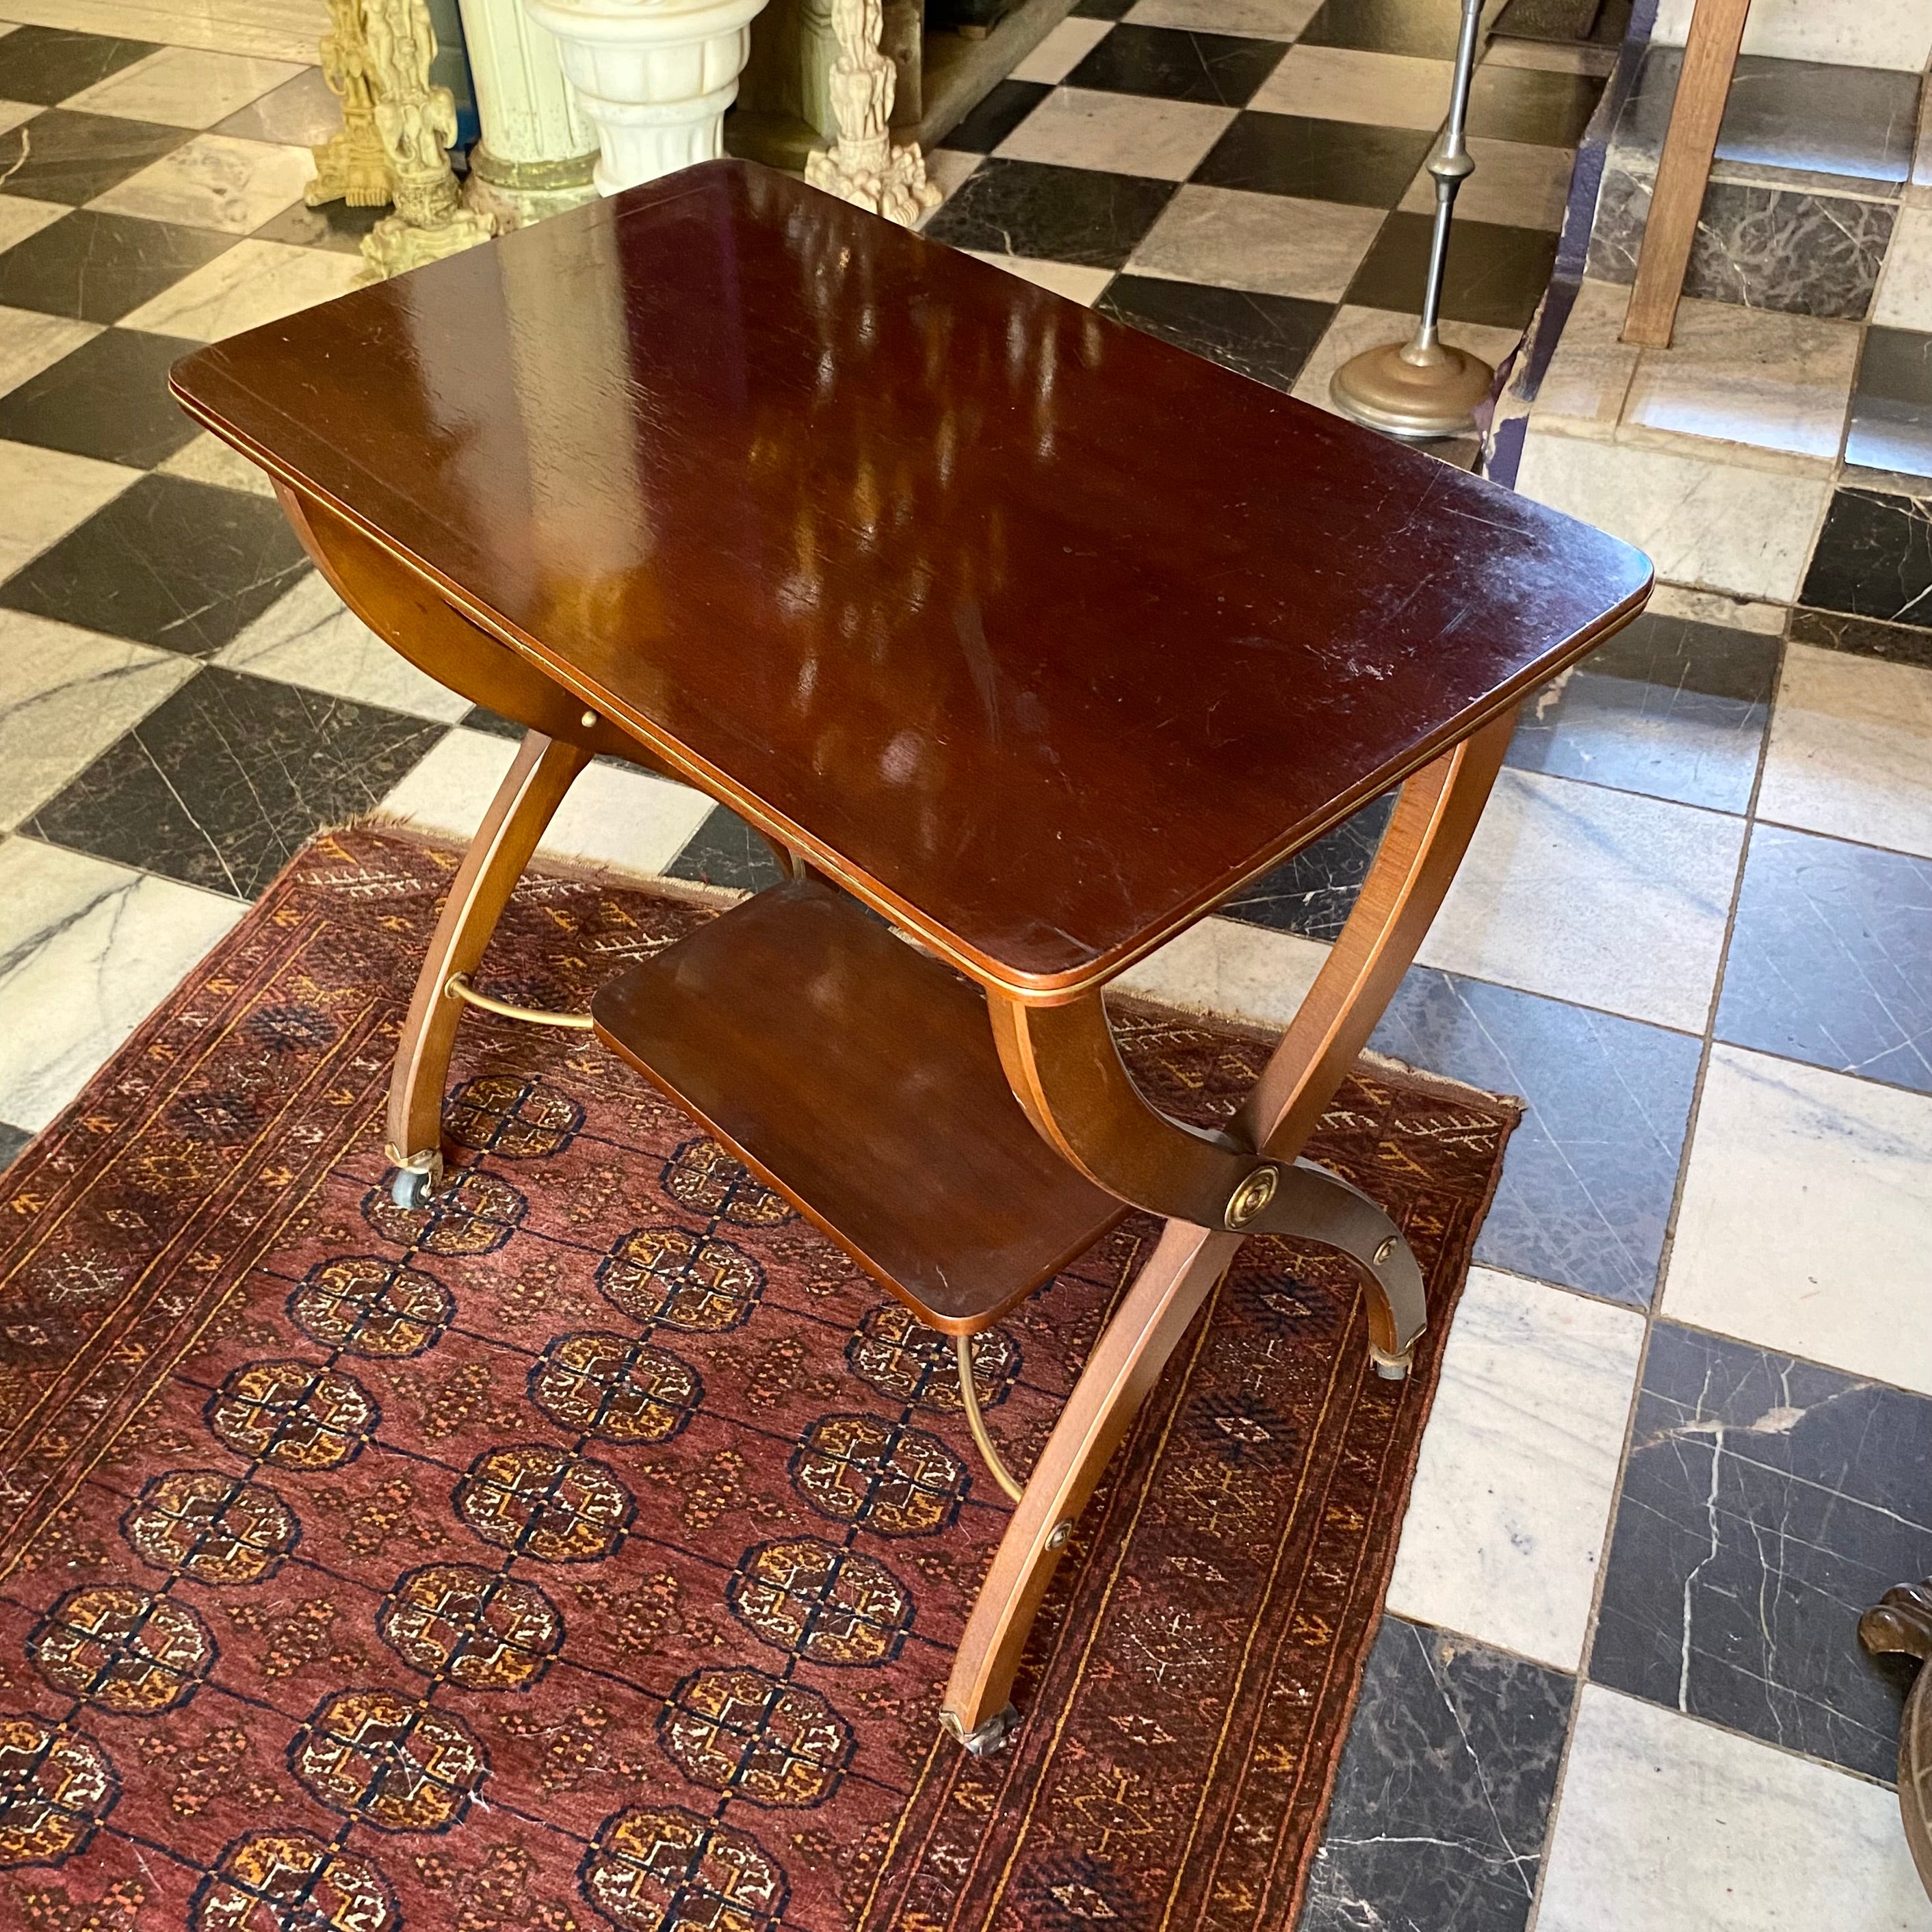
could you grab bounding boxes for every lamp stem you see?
[1410,0,1484,362]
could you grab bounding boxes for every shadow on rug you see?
[0,828,1517,1932]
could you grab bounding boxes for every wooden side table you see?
[172,159,1651,1755]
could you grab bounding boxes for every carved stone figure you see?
[1860,1579,1932,1901]
[804,0,938,228]
[361,0,498,274]
[309,0,392,208]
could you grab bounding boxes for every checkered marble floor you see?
[3,8,1932,1932]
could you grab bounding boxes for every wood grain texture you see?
[174,160,1651,1001]
[1621,0,1751,347]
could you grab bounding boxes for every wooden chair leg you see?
[385,729,592,1203]
[941,711,1515,1747]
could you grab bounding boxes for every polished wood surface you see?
[590,878,1128,1331]
[942,718,1509,1736]
[172,159,1651,1002]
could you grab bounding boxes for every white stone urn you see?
[521,0,769,192]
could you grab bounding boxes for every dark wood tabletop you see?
[171,159,1650,1002]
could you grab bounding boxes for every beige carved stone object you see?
[1859,1579,1932,1902]
[309,0,392,208]
[805,0,938,229]
[361,0,498,275]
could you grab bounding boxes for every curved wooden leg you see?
[385,728,592,1202]
[943,711,1516,1746]
[942,1219,1240,1748]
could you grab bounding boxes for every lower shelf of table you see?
[590,878,1128,1333]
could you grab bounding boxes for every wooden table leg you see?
[941,712,1513,1749]
[385,729,592,1203]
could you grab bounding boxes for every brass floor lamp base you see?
[1329,339,1495,443]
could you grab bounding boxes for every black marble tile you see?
[1788,606,1932,671]
[922,157,1176,267]
[1221,791,1395,939]
[1844,328,1932,482]
[1345,210,1555,330]
[666,805,787,894]
[1505,612,1777,814]
[937,79,1051,153]
[1298,1618,1571,1932]
[249,194,386,254]
[0,107,187,205]
[1616,47,1921,185]
[1072,0,1136,18]
[0,25,159,106]
[211,66,342,146]
[1591,1322,1932,1783]
[0,1123,29,1173]
[1587,170,1893,322]
[1063,24,1288,106]
[26,668,445,900]
[0,324,205,465]
[0,208,233,322]
[1298,0,1472,58]
[1096,274,1332,392]
[1799,488,1932,627]
[1192,110,1434,207]
[1466,64,1604,147]
[0,473,311,655]
[1716,824,1932,1095]
[1369,969,1701,1306]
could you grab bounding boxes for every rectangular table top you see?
[172,160,1650,1002]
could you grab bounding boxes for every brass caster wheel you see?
[1370,1345,1413,1382]
[940,1703,1019,1757]
[388,1152,443,1209]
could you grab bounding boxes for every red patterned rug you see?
[0,828,1516,1932]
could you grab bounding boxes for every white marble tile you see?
[1515,430,1833,603]
[1532,276,1639,439]
[1399,137,1573,231]
[995,88,1233,183]
[1645,582,1787,634]
[1649,0,1932,72]
[1756,643,1932,860]
[1418,769,1745,1032]
[0,97,38,135]
[1127,184,1383,302]
[0,612,196,831]
[1539,1687,1932,1932]
[1387,1268,1643,1671]
[1112,912,1327,1030]
[0,0,325,63]
[214,572,472,724]
[1292,304,1521,418]
[0,194,68,256]
[376,727,716,878]
[88,133,315,234]
[119,239,367,340]
[1008,16,1112,84]
[1663,1046,1932,1395]
[0,439,142,579]
[1123,0,1320,36]
[0,306,98,400]
[1873,204,1932,331]
[921,148,981,213]
[1250,44,1451,130]
[155,430,277,496]
[1621,300,1859,465]
[0,838,244,1133]
[61,47,302,127]
[962,251,1113,305]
